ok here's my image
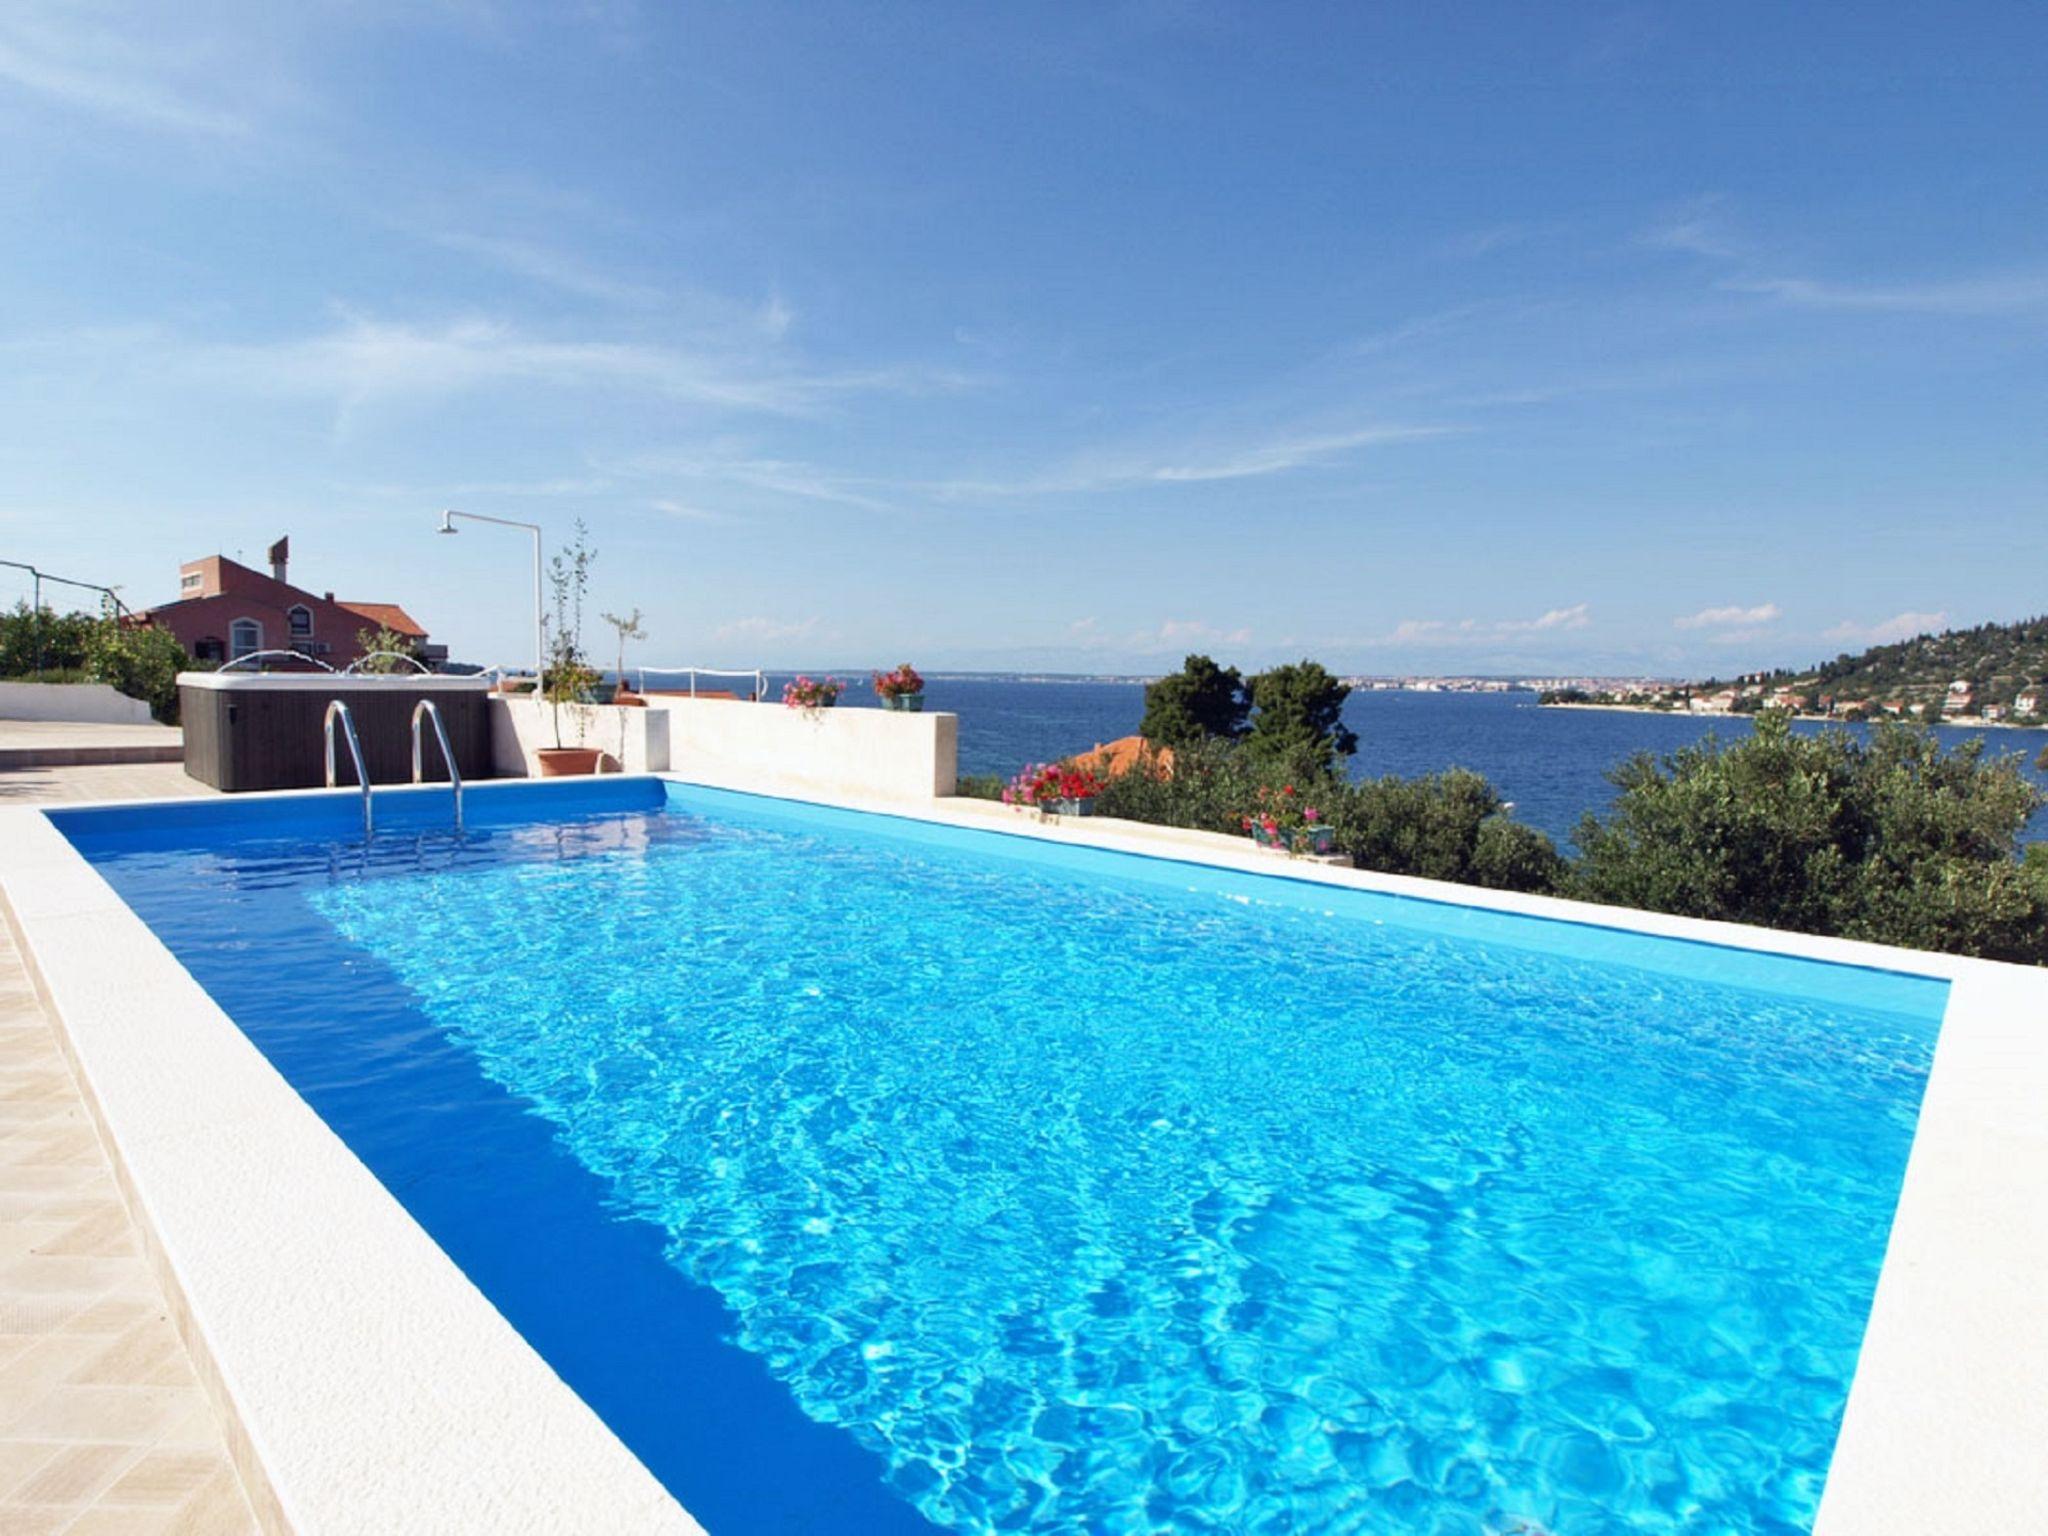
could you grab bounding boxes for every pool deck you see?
[0,774,700,1535]
[0,768,2041,1533]
[0,722,186,772]
[0,919,258,1533]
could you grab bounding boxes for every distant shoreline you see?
[1539,700,2048,732]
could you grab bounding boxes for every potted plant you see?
[782,675,843,716]
[1241,785,1334,856]
[1002,760,1106,817]
[536,523,604,776]
[873,663,926,712]
[602,607,648,708]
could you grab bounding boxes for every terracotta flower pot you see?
[537,747,603,777]
[612,686,648,709]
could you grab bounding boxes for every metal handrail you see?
[344,650,432,676]
[410,699,463,833]
[324,699,373,839]
[634,665,769,700]
[219,649,338,673]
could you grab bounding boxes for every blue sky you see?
[2,1,2043,675]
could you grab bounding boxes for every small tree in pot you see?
[602,607,647,707]
[537,522,604,776]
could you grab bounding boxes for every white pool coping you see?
[0,782,700,1536]
[0,773,2041,1534]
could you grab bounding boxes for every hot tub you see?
[178,671,495,791]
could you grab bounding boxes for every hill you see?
[1543,616,2048,724]
[1742,616,2048,722]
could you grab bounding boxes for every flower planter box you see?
[1250,825,1335,856]
[1050,796,1095,817]
[880,692,926,713]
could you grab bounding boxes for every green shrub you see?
[1319,768,1566,893]
[1573,713,2048,963]
[1094,737,1266,834]
[1093,740,1565,894]
[83,622,195,724]
[955,773,1004,801]
[0,603,102,676]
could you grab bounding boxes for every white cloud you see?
[934,421,1452,499]
[1824,611,1948,646]
[1674,601,1781,631]
[1057,616,1252,656]
[355,474,615,500]
[1640,195,1747,261]
[0,5,255,136]
[102,310,970,442]
[1377,604,1590,647]
[1504,602,1592,633]
[1155,619,1252,646]
[613,449,894,512]
[1147,425,1449,483]
[424,231,668,307]
[198,314,828,418]
[1722,271,2048,319]
[616,418,1445,517]
[1644,196,2048,321]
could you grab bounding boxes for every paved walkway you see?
[0,780,255,1532]
[0,723,184,773]
[0,765,212,808]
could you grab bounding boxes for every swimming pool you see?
[53,778,1947,1535]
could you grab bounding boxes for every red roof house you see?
[133,538,445,669]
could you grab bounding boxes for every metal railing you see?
[410,699,462,833]
[323,699,373,839]
[1,559,134,676]
[633,665,769,701]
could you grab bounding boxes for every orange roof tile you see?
[337,601,427,637]
[1074,734,1172,779]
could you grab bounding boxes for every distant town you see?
[1540,677,2048,726]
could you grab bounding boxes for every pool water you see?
[59,781,1946,1535]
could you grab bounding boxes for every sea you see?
[785,676,2048,850]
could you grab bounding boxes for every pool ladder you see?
[321,698,465,840]
[410,699,463,834]
[323,699,374,838]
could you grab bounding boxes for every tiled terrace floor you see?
[0,912,257,1532]
[0,764,213,808]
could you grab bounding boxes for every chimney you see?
[267,535,290,584]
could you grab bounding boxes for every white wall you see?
[487,694,958,799]
[0,681,155,724]
[649,696,957,800]
[488,695,669,777]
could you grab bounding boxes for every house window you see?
[193,637,225,662]
[180,571,202,592]
[287,604,313,639]
[229,618,262,659]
